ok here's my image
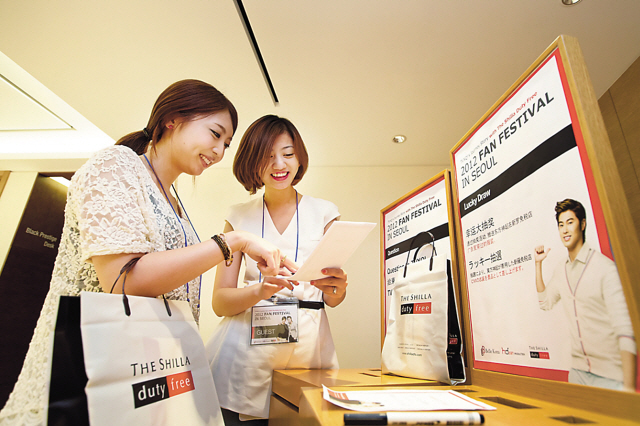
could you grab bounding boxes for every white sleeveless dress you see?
[205,195,340,419]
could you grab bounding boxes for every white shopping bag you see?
[381,232,465,384]
[80,290,223,426]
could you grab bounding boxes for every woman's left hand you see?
[311,268,347,307]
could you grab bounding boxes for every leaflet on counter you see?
[322,385,496,412]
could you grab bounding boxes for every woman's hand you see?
[213,225,300,317]
[226,230,297,277]
[255,276,297,300]
[311,267,347,307]
[255,256,300,299]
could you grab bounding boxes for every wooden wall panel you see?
[598,55,640,241]
[609,56,640,173]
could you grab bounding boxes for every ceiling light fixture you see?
[392,135,406,144]
[561,0,582,5]
[233,0,279,104]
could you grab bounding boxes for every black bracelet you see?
[212,234,233,266]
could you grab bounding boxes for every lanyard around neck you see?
[260,190,299,282]
[142,154,201,305]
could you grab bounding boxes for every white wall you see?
[178,164,447,369]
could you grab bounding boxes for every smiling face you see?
[260,132,300,191]
[557,210,585,253]
[168,110,233,176]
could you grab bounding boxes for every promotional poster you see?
[381,173,453,335]
[451,48,636,388]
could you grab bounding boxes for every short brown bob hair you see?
[233,115,309,194]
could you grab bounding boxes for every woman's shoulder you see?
[302,195,339,213]
[229,197,261,213]
[227,197,262,223]
[77,145,138,171]
[300,194,340,225]
[67,147,148,202]
[95,144,141,165]
[74,145,142,180]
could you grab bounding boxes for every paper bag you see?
[80,291,223,426]
[381,232,465,384]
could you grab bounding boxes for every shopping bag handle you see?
[109,257,172,317]
[403,231,437,278]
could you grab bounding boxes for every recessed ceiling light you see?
[392,135,406,144]
[561,0,581,5]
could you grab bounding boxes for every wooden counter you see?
[269,368,437,426]
[269,369,640,426]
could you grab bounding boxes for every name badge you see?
[250,298,299,346]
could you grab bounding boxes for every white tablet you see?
[282,221,376,282]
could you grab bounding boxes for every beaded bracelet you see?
[212,234,233,266]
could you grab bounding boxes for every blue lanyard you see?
[259,190,299,282]
[143,154,202,306]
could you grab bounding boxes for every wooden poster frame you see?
[379,170,463,352]
[449,35,640,420]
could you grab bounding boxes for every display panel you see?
[380,171,459,341]
[450,46,637,392]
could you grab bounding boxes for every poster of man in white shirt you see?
[534,198,637,391]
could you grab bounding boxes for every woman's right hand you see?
[255,276,296,300]
[213,225,299,317]
[226,230,298,278]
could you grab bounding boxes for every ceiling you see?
[1,0,639,171]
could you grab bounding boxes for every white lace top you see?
[0,145,200,425]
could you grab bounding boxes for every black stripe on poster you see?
[459,124,576,218]
[385,223,449,260]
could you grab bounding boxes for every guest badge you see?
[250,298,298,345]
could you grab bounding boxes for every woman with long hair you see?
[0,80,294,425]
